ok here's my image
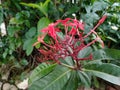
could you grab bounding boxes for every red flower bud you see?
[99,15,107,24]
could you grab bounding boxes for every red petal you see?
[48,24,57,40]
[57,18,71,25]
[78,22,84,30]
[69,27,77,36]
[41,27,49,33]
[72,19,84,30]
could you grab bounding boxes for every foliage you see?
[29,48,120,90]
[28,4,120,89]
[0,0,120,89]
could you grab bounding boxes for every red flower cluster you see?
[34,16,107,67]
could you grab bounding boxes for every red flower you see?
[42,23,57,41]
[72,19,84,30]
[34,17,106,69]
[69,27,77,36]
[33,34,46,46]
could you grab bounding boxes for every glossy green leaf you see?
[78,71,91,87]
[62,71,78,90]
[62,56,74,66]
[78,47,93,58]
[84,48,120,65]
[84,63,120,76]
[23,38,36,56]
[84,63,120,85]
[26,46,33,56]
[37,17,50,35]
[84,69,120,86]
[93,48,120,60]
[29,63,57,86]
[25,27,36,38]
[29,65,71,90]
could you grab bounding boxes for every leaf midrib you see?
[83,68,120,85]
[43,69,71,90]
[29,63,57,84]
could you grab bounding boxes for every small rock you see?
[10,85,18,90]
[3,83,11,90]
[17,78,28,90]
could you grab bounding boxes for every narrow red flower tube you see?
[69,27,77,36]
[98,15,107,24]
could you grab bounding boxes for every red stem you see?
[83,22,100,39]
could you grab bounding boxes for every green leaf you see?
[29,65,71,90]
[85,6,92,13]
[93,48,120,60]
[7,25,21,37]
[20,2,39,8]
[85,63,120,76]
[23,38,36,56]
[62,71,78,90]
[84,69,120,86]
[37,17,50,34]
[92,76,100,88]
[62,56,74,66]
[78,71,91,87]
[29,63,57,86]
[20,0,50,17]
[83,12,99,24]
[86,48,120,65]
[0,8,3,24]
[9,43,15,50]
[20,59,28,66]
[38,0,50,17]
[78,47,93,58]
[24,20,30,27]
[26,46,33,56]
[11,0,21,11]
[92,0,109,12]
[106,36,117,43]
[84,63,120,85]
[25,27,36,38]
[48,1,60,19]
[35,43,41,49]
[9,17,24,24]
[3,49,8,58]
[21,3,47,16]
[64,5,80,16]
